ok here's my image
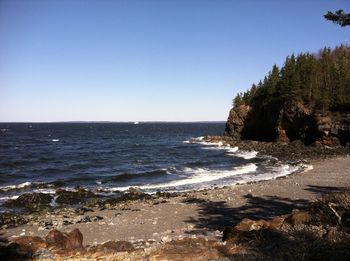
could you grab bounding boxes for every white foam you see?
[0,195,20,202]
[109,163,258,191]
[187,136,257,160]
[51,139,59,142]
[226,147,239,153]
[234,164,300,185]
[183,136,204,144]
[0,181,32,191]
[234,150,258,159]
[33,188,56,194]
[302,164,314,172]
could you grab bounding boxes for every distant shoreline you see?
[0,121,227,124]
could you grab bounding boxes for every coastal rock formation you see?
[226,45,350,147]
[225,104,251,140]
[55,187,97,205]
[3,193,52,211]
[225,100,350,146]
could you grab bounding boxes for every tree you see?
[324,10,350,27]
[233,93,243,107]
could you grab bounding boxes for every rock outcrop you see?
[225,99,350,146]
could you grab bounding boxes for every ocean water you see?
[0,122,300,201]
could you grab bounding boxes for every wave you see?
[234,164,301,185]
[109,169,169,182]
[233,150,258,159]
[108,163,258,191]
[0,181,33,192]
[187,136,258,160]
[0,180,65,193]
[0,195,20,202]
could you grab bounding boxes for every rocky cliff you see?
[225,100,350,146]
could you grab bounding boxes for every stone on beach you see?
[45,228,83,250]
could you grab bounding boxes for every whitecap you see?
[0,181,32,191]
[0,195,20,202]
[51,139,59,142]
[226,147,239,153]
[33,188,56,194]
[234,150,258,159]
[109,163,258,191]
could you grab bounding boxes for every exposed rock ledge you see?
[225,100,350,147]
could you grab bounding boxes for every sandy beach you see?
[4,155,350,246]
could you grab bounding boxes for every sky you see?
[0,0,349,122]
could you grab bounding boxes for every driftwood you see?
[328,203,342,224]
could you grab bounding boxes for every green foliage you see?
[324,10,350,27]
[232,45,350,112]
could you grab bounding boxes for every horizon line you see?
[0,120,226,124]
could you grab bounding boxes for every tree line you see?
[233,45,350,112]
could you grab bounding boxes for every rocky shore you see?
[202,135,350,162]
[1,139,350,260]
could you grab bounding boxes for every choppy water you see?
[0,122,300,201]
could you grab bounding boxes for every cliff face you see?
[225,101,350,146]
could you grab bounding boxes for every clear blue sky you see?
[1,0,349,122]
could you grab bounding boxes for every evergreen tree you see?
[231,45,350,112]
[324,10,350,27]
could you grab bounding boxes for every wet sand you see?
[4,155,350,245]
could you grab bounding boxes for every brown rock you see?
[223,216,287,242]
[65,228,83,250]
[14,236,47,253]
[233,216,286,233]
[277,126,290,143]
[45,229,67,248]
[100,241,134,252]
[235,218,268,231]
[286,209,311,226]
[224,104,251,139]
[149,238,221,261]
[45,228,83,250]
[266,216,286,229]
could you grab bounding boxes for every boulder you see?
[45,228,83,250]
[55,187,96,205]
[285,209,311,226]
[119,187,152,201]
[45,229,67,249]
[65,229,83,250]
[3,193,52,210]
[100,241,134,252]
[14,236,47,253]
[235,216,286,232]
[223,216,286,242]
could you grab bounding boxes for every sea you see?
[0,122,301,203]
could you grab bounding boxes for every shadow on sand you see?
[184,194,310,231]
[184,185,349,231]
[183,185,350,260]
